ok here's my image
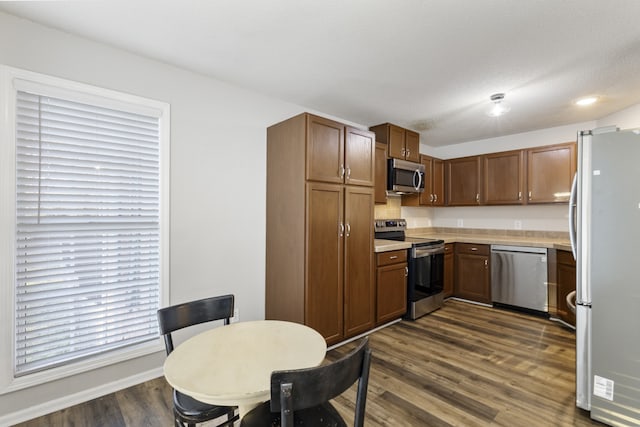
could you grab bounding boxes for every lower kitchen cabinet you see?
[556,250,576,326]
[443,243,454,298]
[454,243,491,303]
[375,249,407,325]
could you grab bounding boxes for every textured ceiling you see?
[3,0,640,146]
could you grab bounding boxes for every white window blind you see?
[15,90,162,376]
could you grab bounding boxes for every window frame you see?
[0,65,170,393]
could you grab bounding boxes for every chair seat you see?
[174,389,236,421]
[240,400,347,427]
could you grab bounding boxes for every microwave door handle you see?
[413,169,422,191]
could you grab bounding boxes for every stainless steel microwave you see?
[387,158,425,194]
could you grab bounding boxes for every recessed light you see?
[575,97,598,106]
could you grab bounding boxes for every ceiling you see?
[3,0,640,146]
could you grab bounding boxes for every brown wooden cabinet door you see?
[443,244,454,298]
[344,186,375,338]
[527,142,576,203]
[306,115,345,184]
[419,155,434,205]
[306,183,344,344]
[432,158,445,206]
[374,142,387,204]
[455,245,491,303]
[557,250,576,326]
[376,262,407,324]
[345,127,375,187]
[405,130,420,162]
[483,150,524,205]
[388,124,406,160]
[446,156,482,206]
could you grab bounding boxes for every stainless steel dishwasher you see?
[491,245,548,313]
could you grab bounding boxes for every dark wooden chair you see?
[240,337,372,427]
[157,294,239,427]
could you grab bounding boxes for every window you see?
[0,66,170,390]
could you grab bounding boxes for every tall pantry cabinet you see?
[265,113,376,346]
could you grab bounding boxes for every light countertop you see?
[375,232,572,253]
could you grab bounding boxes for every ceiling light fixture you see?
[486,93,511,117]
[575,96,598,106]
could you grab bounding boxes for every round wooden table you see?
[163,320,327,418]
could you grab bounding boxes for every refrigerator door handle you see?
[569,172,578,260]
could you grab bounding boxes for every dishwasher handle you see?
[490,245,547,255]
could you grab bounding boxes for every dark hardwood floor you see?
[14,300,604,427]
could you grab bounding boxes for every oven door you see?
[408,246,444,301]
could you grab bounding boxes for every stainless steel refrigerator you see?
[570,127,640,426]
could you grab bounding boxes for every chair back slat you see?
[157,294,234,354]
[269,337,371,426]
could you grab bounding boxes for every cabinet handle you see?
[339,222,344,237]
[434,194,437,203]
[529,191,532,200]
[476,193,480,203]
[470,247,478,251]
[484,259,488,267]
[389,255,398,260]
[339,164,345,178]
[346,167,351,180]
[401,148,406,156]
[429,194,434,203]
[406,149,410,157]
[518,191,522,201]
[346,223,351,237]
[405,266,408,277]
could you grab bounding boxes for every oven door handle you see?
[412,246,444,258]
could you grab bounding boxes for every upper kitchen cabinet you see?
[374,142,387,204]
[483,150,525,205]
[526,142,576,203]
[266,113,375,346]
[369,123,420,163]
[402,155,445,206]
[306,114,375,187]
[446,155,482,206]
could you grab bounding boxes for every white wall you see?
[0,11,334,424]
[407,121,597,232]
[597,102,640,128]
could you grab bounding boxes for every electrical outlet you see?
[230,308,239,323]
[514,220,522,230]
[457,219,464,227]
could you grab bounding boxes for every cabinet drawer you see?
[455,243,490,256]
[376,250,407,266]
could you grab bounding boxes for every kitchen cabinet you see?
[454,243,491,303]
[374,142,387,204]
[446,156,482,206]
[402,155,445,207]
[526,142,576,203]
[443,243,454,298]
[306,114,375,187]
[375,249,408,325]
[556,250,576,326]
[266,113,375,346]
[369,123,420,162]
[483,150,525,205]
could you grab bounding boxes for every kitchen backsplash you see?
[375,197,569,233]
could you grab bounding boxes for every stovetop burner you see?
[374,219,444,248]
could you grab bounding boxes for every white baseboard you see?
[0,367,163,427]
